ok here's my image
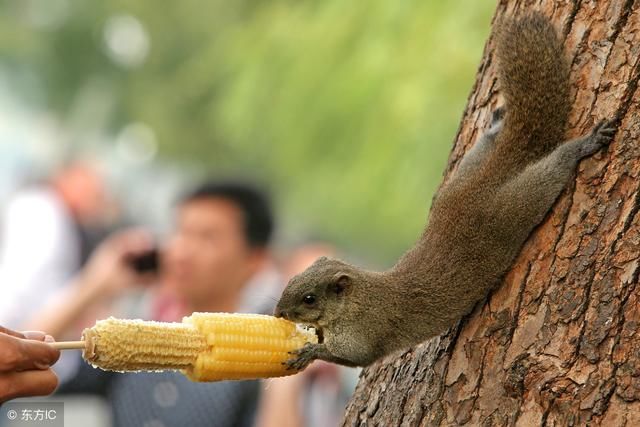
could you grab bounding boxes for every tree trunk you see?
[342,1,640,425]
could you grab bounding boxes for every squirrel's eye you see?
[302,294,316,305]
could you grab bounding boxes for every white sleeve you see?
[0,190,79,328]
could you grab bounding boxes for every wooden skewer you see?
[50,341,86,350]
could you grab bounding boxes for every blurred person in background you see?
[256,243,358,427]
[59,180,281,427]
[0,160,125,381]
[157,181,280,318]
[22,229,157,340]
[0,160,107,328]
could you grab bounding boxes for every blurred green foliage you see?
[0,0,494,265]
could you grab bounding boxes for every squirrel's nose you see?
[274,308,288,319]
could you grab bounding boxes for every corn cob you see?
[82,318,206,372]
[79,313,318,381]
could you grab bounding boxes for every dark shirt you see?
[58,356,259,427]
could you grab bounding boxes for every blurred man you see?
[0,161,109,330]
[60,181,280,427]
[0,327,60,404]
[161,182,278,315]
[0,161,115,382]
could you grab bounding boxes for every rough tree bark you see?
[342,1,640,426]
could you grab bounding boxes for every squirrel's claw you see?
[283,343,317,371]
[578,119,617,158]
[592,119,617,142]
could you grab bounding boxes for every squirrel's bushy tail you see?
[494,13,570,166]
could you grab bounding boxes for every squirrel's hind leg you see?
[454,106,505,179]
[494,119,616,235]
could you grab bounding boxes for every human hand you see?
[0,327,60,403]
[82,229,157,299]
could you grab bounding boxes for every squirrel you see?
[275,13,617,369]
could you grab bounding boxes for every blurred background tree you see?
[0,0,493,265]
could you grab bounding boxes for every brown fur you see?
[275,13,616,368]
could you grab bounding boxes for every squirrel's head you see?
[274,256,360,332]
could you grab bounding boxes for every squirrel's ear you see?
[330,273,351,296]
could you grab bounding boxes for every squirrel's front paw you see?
[283,343,317,371]
[580,119,617,157]
[591,120,617,145]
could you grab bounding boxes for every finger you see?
[119,229,154,249]
[120,241,157,262]
[20,339,61,369]
[21,331,47,341]
[0,337,61,371]
[20,332,56,344]
[0,327,25,339]
[0,369,58,403]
